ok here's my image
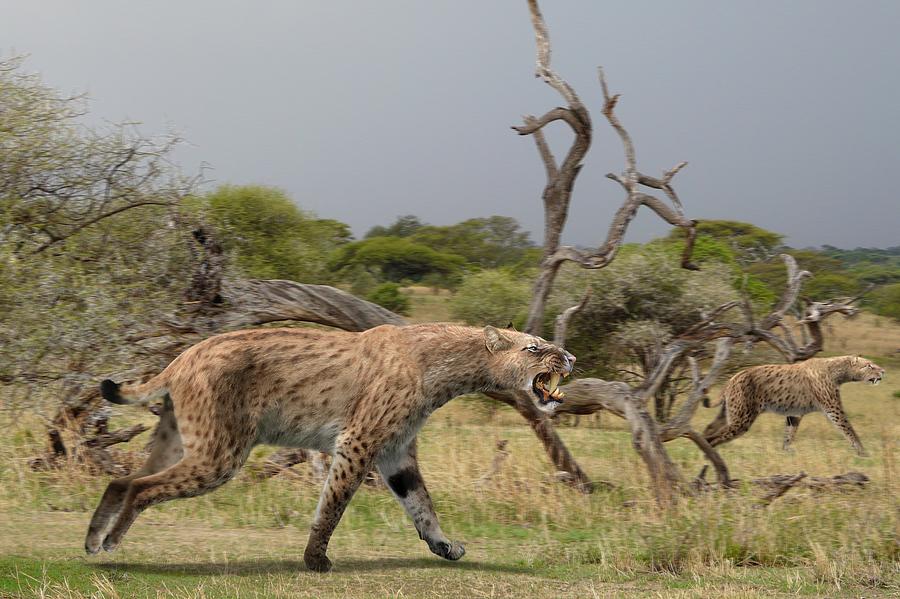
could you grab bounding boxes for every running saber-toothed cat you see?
[703,356,884,455]
[85,323,575,572]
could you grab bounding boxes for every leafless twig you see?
[553,288,591,346]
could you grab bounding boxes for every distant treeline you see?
[197,187,900,322]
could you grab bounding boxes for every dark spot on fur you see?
[387,468,421,498]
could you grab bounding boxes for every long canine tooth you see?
[548,373,560,392]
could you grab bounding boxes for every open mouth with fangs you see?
[532,371,566,409]
[868,375,883,385]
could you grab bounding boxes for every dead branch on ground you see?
[29,408,150,477]
[755,472,808,505]
[474,439,511,490]
[752,470,870,498]
[249,449,314,480]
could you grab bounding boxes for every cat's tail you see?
[100,374,169,406]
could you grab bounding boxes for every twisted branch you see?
[516,0,592,334]
[526,0,589,122]
[599,67,636,173]
[553,288,591,346]
[660,338,733,440]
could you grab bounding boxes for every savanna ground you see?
[1,291,898,598]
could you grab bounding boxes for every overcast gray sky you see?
[3,1,898,248]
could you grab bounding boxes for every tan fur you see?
[85,323,574,572]
[703,356,885,455]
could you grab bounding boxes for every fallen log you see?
[82,423,149,450]
[804,471,870,490]
[29,423,150,476]
[755,472,807,505]
[751,471,870,505]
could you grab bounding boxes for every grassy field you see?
[1,299,898,598]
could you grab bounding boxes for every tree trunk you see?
[623,398,682,504]
[487,391,594,493]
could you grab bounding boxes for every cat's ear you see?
[484,326,513,353]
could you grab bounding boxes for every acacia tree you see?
[0,57,195,256]
[0,56,197,409]
[548,247,740,421]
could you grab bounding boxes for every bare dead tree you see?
[493,1,873,504]
[174,226,404,335]
[481,0,703,499]
[551,254,863,499]
[515,1,697,335]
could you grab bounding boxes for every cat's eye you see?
[525,344,539,353]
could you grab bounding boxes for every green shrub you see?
[329,237,465,287]
[548,244,739,379]
[449,269,531,328]
[867,283,900,321]
[366,283,410,315]
[204,185,351,284]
